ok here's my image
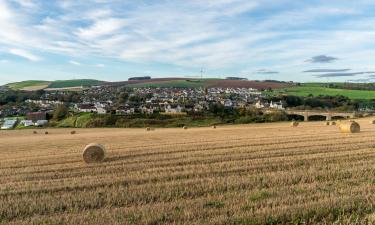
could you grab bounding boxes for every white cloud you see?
[68,60,81,66]
[11,0,38,8]
[9,49,42,61]
[76,18,128,40]
[0,0,375,81]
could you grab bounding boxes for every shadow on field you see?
[104,155,130,163]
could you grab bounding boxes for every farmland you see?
[277,83,375,99]
[1,119,375,224]
[6,79,103,91]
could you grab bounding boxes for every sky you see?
[1,0,375,85]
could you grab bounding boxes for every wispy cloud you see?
[306,55,339,63]
[304,69,351,73]
[68,60,81,66]
[9,49,42,61]
[255,69,279,74]
[314,71,375,78]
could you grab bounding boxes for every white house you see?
[270,101,284,110]
[255,101,265,109]
[165,105,183,113]
[21,120,34,127]
[35,120,48,126]
[97,107,108,115]
[1,120,17,130]
[116,108,135,115]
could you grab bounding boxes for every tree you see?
[53,104,69,121]
[117,92,129,103]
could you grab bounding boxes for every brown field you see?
[1,119,375,224]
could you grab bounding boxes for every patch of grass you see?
[249,190,272,202]
[203,201,225,209]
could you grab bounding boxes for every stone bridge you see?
[285,110,356,121]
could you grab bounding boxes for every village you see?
[0,86,284,129]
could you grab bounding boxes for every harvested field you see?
[1,119,375,224]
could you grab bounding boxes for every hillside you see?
[1,119,375,224]
[6,80,51,91]
[106,78,293,89]
[6,79,104,91]
[277,83,375,100]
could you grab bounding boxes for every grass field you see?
[6,79,103,91]
[6,80,51,90]
[46,79,103,89]
[279,83,375,99]
[1,119,375,224]
[126,80,207,88]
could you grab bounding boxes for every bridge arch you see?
[308,115,327,121]
[287,114,305,121]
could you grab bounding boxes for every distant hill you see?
[6,79,104,91]
[46,79,104,89]
[105,78,293,89]
[6,80,51,91]
[6,78,294,91]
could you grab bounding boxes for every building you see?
[26,112,47,122]
[1,120,17,130]
[270,101,284,110]
[77,104,97,113]
[20,120,34,127]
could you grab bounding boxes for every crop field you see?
[1,119,375,224]
[278,83,375,99]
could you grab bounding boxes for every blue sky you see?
[1,0,375,85]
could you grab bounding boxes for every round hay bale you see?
[212,125,217,129]
[70,131,76,135]
[339,121,360,133]
[325,121,330,126]
[146,127,151,131]
[370,120,375,124]
[330,121,336,126]
[183,126,188,130]
[33,131,38,134]
[290,121,299,127]
[83,143,106,163]
[45,131,49,135]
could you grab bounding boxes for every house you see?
[270,101,284,110]
[165,105,183,113]
[223,99,233,107]
[97,107,108,115]
[255,101,265,109]
[35,120,48,126]
[116,106,135,115]
[1,120,17,130]
[26,112,47,122]
[139,106,154,114]
[20,120,34,127]
[77,104,97,113]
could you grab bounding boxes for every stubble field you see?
[1,119,375,224]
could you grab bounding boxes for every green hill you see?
[6,80,51,90]
[47,79,104,89]
[276,83,375,100]
[7,79,104,91]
